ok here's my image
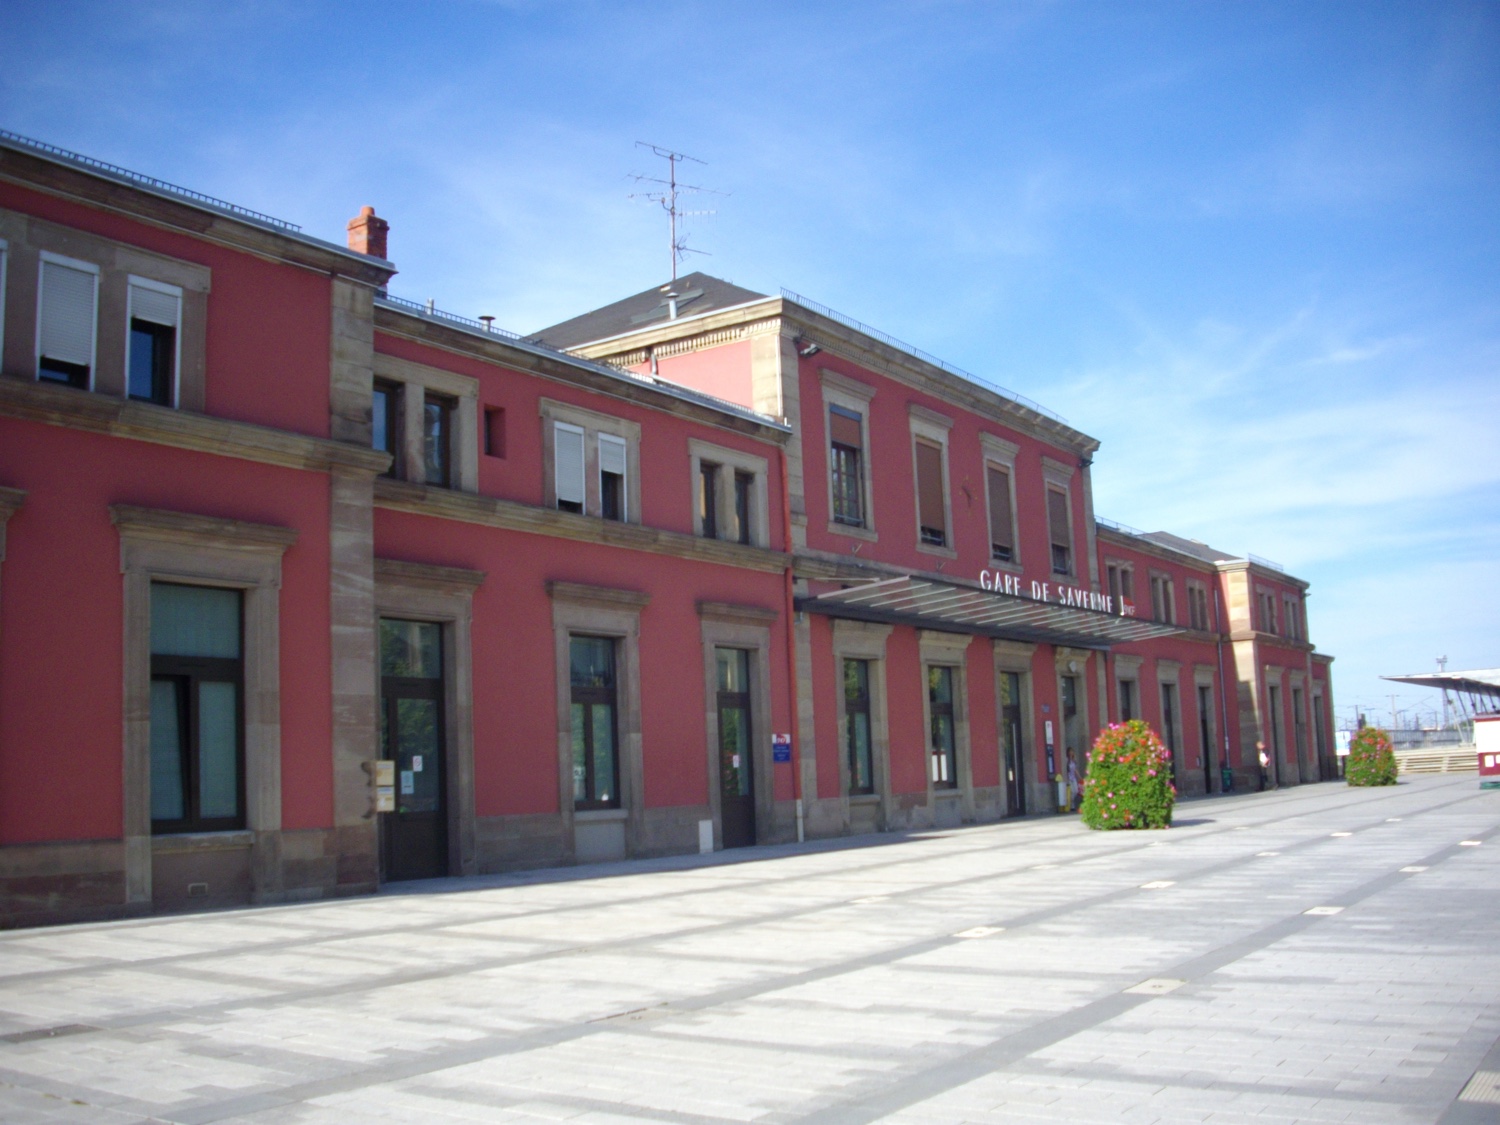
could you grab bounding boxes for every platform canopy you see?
[1381,668,1500,718]
[796,575,1182,650]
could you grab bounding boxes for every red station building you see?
[0,134,1337,927]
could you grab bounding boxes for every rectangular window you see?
[1267,683,1283,766]
[699,461,720,538]
[733,470,753,546]
[1293,687,1307,764]
[570,636,619,810]
[929,665,957,789]
[37,255,99,387]
[915,438,946,547]
[599,434,627,522]
[554,422,585,514]
[484,406,506,458]
[1259,591,1278,635]
[1160,681,1179,770]
[150,583,244,833]
[845,659,874,796]
[1150,575,1174,625]
[373,381,401,477]
[829,404,865,527]
[1198,684,1214,774]
[1313,696,1328,763]
[1060,673,1084,763]
[423,393,453,487]
[1119,678,1136,721]
[987,465,1014,562]
[716,648,753,807]
[1047,487,1072,576]
[127,280,180,405]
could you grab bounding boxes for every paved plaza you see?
[1,776,1497,1125]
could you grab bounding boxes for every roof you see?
[1383,669,1500,699]
[1137,531,1240,564]
[797,576,1183,651]
[530,272,770,348]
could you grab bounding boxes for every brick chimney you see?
[346,206,389,259]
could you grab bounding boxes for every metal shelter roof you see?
[1381,669,1500,718]
[796,576,1183,650]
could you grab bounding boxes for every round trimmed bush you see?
[1346,726,1397,786]
[1080,719,1175,830]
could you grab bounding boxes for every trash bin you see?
[1055,774,1069,813]
[1220,765,1235,793]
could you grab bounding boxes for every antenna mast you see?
[629,142,725,281]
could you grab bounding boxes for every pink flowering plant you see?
[1079,719,1175,830]
[1346,726,1397,787]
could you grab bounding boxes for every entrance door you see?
[1199,684,1215,793]
[1000,670,1025,816]
[716,648,755,849]
[380,619,447,882]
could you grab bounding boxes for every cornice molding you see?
[109,504,299,553]
[546,580,651,610]
[374,557,486,595]
[0,376,390,475]
[373,478,791,574]
[697,600,779,625]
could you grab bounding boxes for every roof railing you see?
[379,294,524,341]
[1248,553,1285,573]
[779,287,1068,426]
[0,129,303,232]
[1096,515,1146,537]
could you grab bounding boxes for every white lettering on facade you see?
[979,570,1127,616]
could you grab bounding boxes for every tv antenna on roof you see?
[629,142,726,281]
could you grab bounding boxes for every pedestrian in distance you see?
[1065,748,1081,812]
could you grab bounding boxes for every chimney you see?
[346,206,389,259]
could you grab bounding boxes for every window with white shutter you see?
[554,423,585,513]
[128,278,182,405]
[37,255,99,388]
[598,434,627,522]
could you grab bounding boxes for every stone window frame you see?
[1104,557,1137,615]
[1264,666,1287,782]
[1041,456,1077,579]
[819,368,877,542]
[1113,652,1143,723]
[374,558,484,880]
[539,398,643,523]
[547,581,649,859]
[909,404,956,559]
[1185,579,1211,632]
[697,602,778,850]
[0,209,210,408]
[1148,569,1177,626]
[111,504,295,909]
[1288,668,1310,779]
[1193,663,1219,775]
[372,353,480,493]
[979,433,1022,572]
[992,639,1036,817]
[831,619,893,826]
[1255,586,1279,636]
[688,438,771,547]
[1282,593,1304,642]
[920,630,974,821]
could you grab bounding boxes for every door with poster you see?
[379,618,448,882]
[716,647,756,849]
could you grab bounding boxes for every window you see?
[37,253,99,388]
[1187,582,1210,632]
[599,434,627,522]
[928,665,958,789]
[830,404,865,527]
[1119,678,1136,721]
[423,394,453,487]
[733,471,753,546]
[845,659,874,795]
[1293,686,1307,768]
[127,278,181,405]
[570,636,619,810]
[554,422,585,514]
[1313,695,1328,766]
[373,381,402,477]
[1283,595,1303,641]
[484,407,506,458]
[1150,574,1175,625]
[1198,683,1214,776]
[699,461,720,537]
[1047,487,1072,576]
[150,583,244,834]
[914,438,946,547]
[1258,590,1278,635]
[987,465,1016,562]
[715,648,754,840]
[998,669,1025,815]
[1107,562,1135,614]
[1267,683,1283,767]
[1060,672,1085,764]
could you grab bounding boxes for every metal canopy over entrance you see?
[797,576,1183,650]
[1381,668,1500,720]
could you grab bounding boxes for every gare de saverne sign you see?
[978,569,1137,617]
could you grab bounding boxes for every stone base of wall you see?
[0,839,133,929]
[476,813,568,872]
[639,804,711,856]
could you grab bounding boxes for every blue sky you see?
[4,1,1497,727]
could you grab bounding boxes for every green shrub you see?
[1080,719,1175,830]
[1346,726,1397,786]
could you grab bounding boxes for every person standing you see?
[1065,748,1081,812]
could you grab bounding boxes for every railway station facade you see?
[0,134,1336,926]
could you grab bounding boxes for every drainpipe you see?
[779,444,804,843]
[1213,586,1231,793]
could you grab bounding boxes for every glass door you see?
[1000,670,1025,816]
[716,648,755,848]
[379,619,447,882]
